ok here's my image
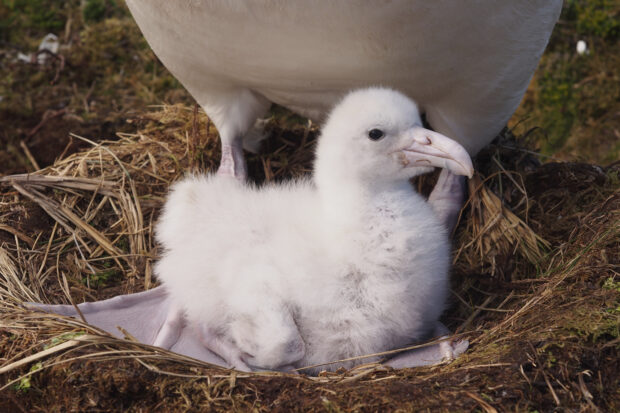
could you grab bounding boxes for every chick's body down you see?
[155,174,450,371]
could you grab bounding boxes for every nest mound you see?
[0,106,618,411]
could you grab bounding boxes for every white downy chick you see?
[155,87,473,373]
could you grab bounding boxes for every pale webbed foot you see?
[26,288,229,367]
[428,169,467,234]
[26,286,174,345]
[384,322,468,369]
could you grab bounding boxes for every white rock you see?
[576,40,589,55]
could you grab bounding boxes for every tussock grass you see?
[0,105,618,411]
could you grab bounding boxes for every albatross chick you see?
[30,88,472,373]
[155,87,473,372]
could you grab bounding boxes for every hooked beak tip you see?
[401,127,474,177]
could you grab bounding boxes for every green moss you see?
[603,277,620,294]
[0,0,75,42]
[77,18,145,71]
[83,0,106,23]
[561,305,620,342]
[535,58,580,154]
[82,0,125,24]
[83,268,122,288]
[46,332,85,348]
[565,0,620,40]
[512,1,620,163]
[13,361,42,392]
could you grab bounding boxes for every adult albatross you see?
[125,0,562,181]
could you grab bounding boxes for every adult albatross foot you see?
[27,291,468,373]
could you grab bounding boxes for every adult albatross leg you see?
[199,88,271,180]
[428,169,467,234]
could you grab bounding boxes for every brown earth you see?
[0,1,618,411]
[0,107,617,411]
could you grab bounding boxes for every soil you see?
[0,1,618,411]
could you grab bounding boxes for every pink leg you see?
[428,169,466,233]
[217,138,247,180]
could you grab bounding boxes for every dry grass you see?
[0,105,618,411]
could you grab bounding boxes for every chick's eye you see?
[368,129,385,141]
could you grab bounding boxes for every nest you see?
[1,106,618,411]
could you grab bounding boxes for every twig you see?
[465,391,498,413]
[25,108,68,141]
[0,336,87,374]
[0,224,35,247]
[19,141,41,171]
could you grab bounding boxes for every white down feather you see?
[155,88,453,372]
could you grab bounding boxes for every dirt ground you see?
[0,1,619,411]
[0,105,617,411]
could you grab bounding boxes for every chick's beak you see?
[399,127,474,178]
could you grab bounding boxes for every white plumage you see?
[29,88,472,372]
[155,88,473,372]
[125,0,562,178]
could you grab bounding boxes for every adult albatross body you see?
[125,1,562,178]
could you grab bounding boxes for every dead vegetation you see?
[0,105,618,411]
[1,1,618,410]
[0,0,193,175]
